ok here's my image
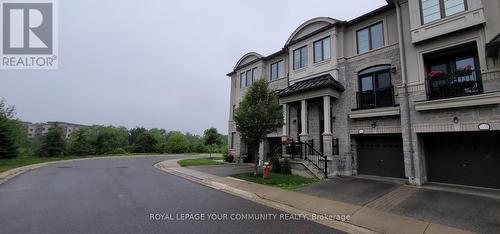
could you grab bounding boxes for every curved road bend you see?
[0,156,341,234]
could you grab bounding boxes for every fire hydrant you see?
[263,162,270,179]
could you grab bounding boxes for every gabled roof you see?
[227,3,395,77]
[278,74,345,97]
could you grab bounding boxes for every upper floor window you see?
[357,65,394,109]
[314,37,331,63]
[270,60,285,80]
[420,0,466,25]
[357,22,384,54]
[240,67,260,88]
[252,67,260,82]
[240,73,246,88]
[293,46,308,70]
[245,70,252,87]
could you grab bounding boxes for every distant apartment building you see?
[227,0,500,189]
[22,121,87,140]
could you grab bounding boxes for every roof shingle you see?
[278,74,345,97]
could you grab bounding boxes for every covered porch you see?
[274,74,345,178]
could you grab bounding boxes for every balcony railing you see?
[425,70,483,100]
[356,86,395,109]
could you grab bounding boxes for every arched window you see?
[357,65,394,109]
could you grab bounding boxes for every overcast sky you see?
[0,0,387,135]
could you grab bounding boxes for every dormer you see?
[285,17,340,83]
[232,52,264,90]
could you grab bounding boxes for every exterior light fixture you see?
[391,67,397,74]
[371,121,377,128]
[453,117,459,124]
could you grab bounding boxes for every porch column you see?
[323,96,332,134]
[282,104,288,136]
[281,103,290,157]
[300,99,308,142]
[322,96,334,157]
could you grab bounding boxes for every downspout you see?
[396,0,416,180]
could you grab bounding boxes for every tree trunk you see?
[252,143,258,176]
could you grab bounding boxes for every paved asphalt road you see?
[0,156,341,234]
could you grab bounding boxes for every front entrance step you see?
[287,159,327,180]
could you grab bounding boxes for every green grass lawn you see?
[231,172,319,190]
[177,157,223,167]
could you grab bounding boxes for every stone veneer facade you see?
[227,0,500,187]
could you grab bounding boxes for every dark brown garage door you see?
[424,132,500,189]
[357,135,405,178]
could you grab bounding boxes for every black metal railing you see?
[283,140,328,178]
[356,86,395,109]
[425,69,483,100]
[302,141,328,178]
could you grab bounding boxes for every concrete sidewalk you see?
[154,159,471,234]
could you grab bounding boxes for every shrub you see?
[271,156,281,173]
[222,147,232,162]
[107,148,128,155]
[223,151,234,163]
[280,159,291,174]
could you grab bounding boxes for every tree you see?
[233,79,283,175]
[0,99,19,159]
[128,127,147,145]
[203,127,223,158]
[0,117,18,159]
[165,131,190,153]
[185,132,207,153]
[38,124,66,157]
[68,127,95,156]
[93,126,129,154]
[133,132,158,153]
[148,128,168,153]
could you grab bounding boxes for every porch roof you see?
[278,74,345,98]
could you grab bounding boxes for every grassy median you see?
[231,172,319,190]
[177,157,223,167]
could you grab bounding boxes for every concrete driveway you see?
[295,177,401,206]
[392,188,500,233]
[0,156,340,234]
[295,176,500,233]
